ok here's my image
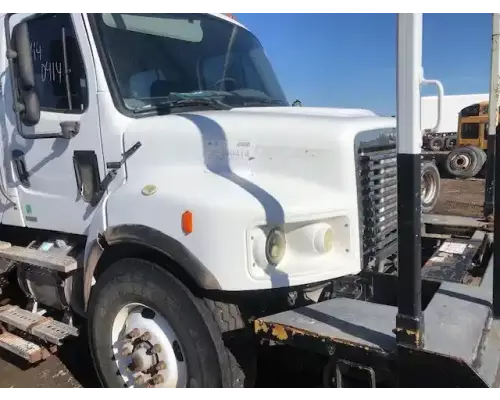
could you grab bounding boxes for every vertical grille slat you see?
[357,142,398,268]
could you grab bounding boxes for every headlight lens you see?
[314,226,334,253]
[265,228,286,266]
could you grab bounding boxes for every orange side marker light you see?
[182,211,193,234]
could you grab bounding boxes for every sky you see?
[235,13,493,116]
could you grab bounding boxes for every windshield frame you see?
[87,13,287,118]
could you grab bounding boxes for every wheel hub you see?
[111,303,188,388]
[451,154,471,170]
[129,345,156,373]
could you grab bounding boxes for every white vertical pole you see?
[397,13,423,156]
[395,13,425,348]
[488,14,500,138]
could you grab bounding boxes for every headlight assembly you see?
[265,227,286,266]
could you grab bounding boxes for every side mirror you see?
[11,22,40,127]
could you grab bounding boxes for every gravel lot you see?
[432,178,485,218]
[0,178,488,388]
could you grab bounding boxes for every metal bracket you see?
[336,360,376,388]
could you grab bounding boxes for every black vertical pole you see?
[484,135,495,219]
[487,14,500,318]
[395,14,424,348]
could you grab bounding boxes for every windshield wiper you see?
[133,97,232,114]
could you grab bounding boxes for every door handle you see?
[12,150,30,187]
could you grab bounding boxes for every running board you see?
[0,305,79,345]
[0,241,77,273]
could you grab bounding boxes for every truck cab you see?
[0,12,398,287]
[0,13,404,387]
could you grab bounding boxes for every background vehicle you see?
[444,100,499,178]
[421,93,488,151]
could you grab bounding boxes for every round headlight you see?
[265,228,286,266]
[314,226,334,253]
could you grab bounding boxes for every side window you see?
[26,14,88,113]
[461,123,479,139]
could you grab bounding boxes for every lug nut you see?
[140,331,151,341]
[147,374,164,387]
[134,375,145,386]
[148,344,162,355]
[121,348,132,356]
[121,343,134,356]
[127,328,140,339]
[154,361,167,371]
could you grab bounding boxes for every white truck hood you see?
[233,106,378,118]
[105,107,396,290]
[119,106,395,219]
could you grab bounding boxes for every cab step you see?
[0,241,77,273]
[0,329,55,363]
[0,305,78,345]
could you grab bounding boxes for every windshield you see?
[91,13,289,113]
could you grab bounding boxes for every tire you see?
[429,136,444,151]
[87,258,248,388]
[469,146,486,175]
[421,161,440,213]
[475,147,487,166]
[444,146,480,178]
[204,299,257,388]
[444,136,456,151]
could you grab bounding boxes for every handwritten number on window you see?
[41,61,63,83]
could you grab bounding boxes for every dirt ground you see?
[432,178,485,218]
[0,177,489,388]
[0,350,83,388]
[0,334,97,388]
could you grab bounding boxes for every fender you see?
[83,224,222,310]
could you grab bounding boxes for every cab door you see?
[6,13,105,234]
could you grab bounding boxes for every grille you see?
[357,144,398,269]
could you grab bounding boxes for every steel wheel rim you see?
[421,171,437,204]
[111,302,188,388]
[451,153,470,170]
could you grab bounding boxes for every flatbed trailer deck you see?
[254,217,500,387]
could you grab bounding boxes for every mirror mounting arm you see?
[17,121,80,140]
[6,49,17,60]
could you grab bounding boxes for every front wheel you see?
[87,258,234,388]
